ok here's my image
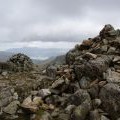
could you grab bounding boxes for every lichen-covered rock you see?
[46,65,57,78]
[72,101,91,120]
[3,100,20,115]
[66,89,91,107]
[99,83,120,119]
[75,56,112,80]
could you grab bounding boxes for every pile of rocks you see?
[28,24,120,120]
[7,53,33,72]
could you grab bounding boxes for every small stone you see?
[107,47,116,53]
[101,115,110,120]
[49,104,55,110]
[21,96,43,113]
[104,69,120,83]
[101,45,108,52]
[98,81,107,87]
[38,89,51,98]
[73,103,90,120]
[3,101,20,115]
[92,99,102,108]
[84,52,97,59]
[13,92,19,100]
[65,105,76,114]
[89,109,101,120]
[51,78,64,89]
[35,111,52,120]
[82,40,93,46]
[1,71,8,76]
[113,56,120,62]
[103,39,108,45]
[79,76,91,89]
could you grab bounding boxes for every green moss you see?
[0,95,2,100]
[36,109,45,116]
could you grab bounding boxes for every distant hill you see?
[0,51,43,64]
[6,47,69,60]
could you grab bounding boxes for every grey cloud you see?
[0,0,120,46]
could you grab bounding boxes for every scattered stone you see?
[1,71,8,76]
[104,69,120,83]
[79,76,91,89]
[38,89,51,98]
[89,109,101,120]
[3,101,20,115]
[107,47,116,53]
[65,105,76,114]
[92,99,102,108]
[101,115,110,120]
[51,78,65,89]
[35,111,52,120]
[67,89,91,107]
[83,52,97,59]
[73,102,91,120]
[46,65,57,78]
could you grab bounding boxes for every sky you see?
[0,0,120,56]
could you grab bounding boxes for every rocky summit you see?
[1,24,120,120]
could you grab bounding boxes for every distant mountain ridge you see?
[6,47,69,60]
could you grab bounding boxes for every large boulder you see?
[72,100,91,120]
[66,89,91,106]
[46,65,57,78]
[99,83,120,119]
[7,53,33,72]
[75,55,112,80]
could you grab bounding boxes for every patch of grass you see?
[36,109,45,116]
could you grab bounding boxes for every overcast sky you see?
[0,0,120,51]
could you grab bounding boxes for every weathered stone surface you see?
[51,78,65,89]
[65,105,76,114]
[101,115,110,120]
[38,89,51,99]
[83,52,97,59]
[79,76,91,89]
[21,96,43,113]
[66,89,91,107]
[46,65,57,78]
[89,109,101,120]
[35,111,52,120]
[92,99,102,109]
[104,69,120,83]
[75,56,112,80]
[0,85,14,107]
[3,101,20,115]
[72,101,91,120]
[99,83,120,119]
